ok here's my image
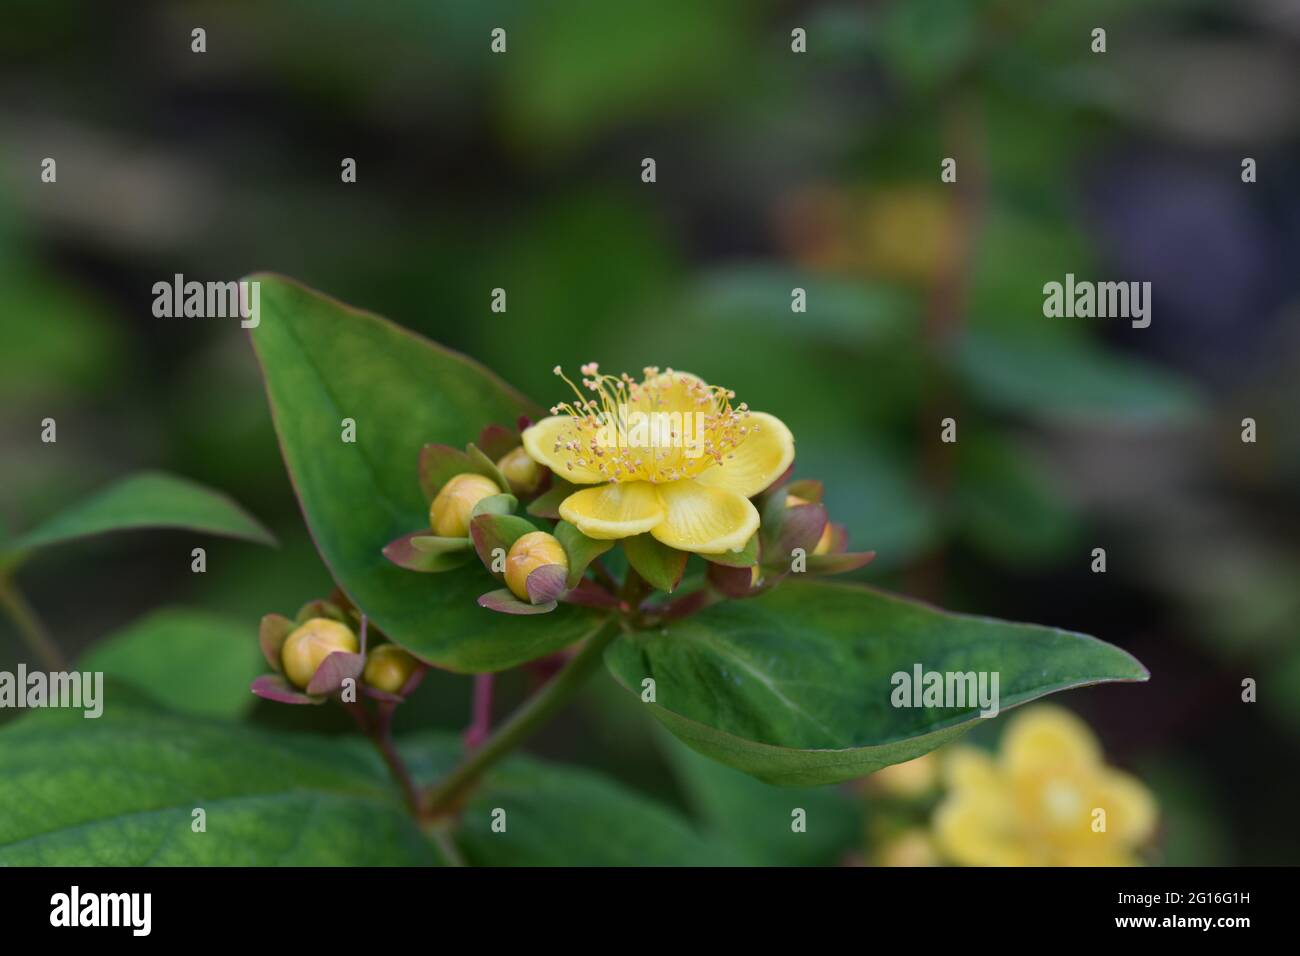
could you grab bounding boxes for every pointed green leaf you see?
[657,729,860,866]
[417,444,474,501]
[701,533,758,568]
[605,579,1148,785]
[470,492,518,519]
[554,520,614,588]
[401,735,731,866]
[466,443,511,494]
[384,533,474,573]
[248,275,602,672]
[3,471,274,563]
[622,533,688,593]
[469,513,538,578]
[0,696,438,865]
[526,478,577,519]
[78,608,266,719]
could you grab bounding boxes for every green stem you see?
[422,820,467,866]
[0,574,66,670]
[422,616,621,817]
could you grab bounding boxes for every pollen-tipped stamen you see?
[548,364,753,483]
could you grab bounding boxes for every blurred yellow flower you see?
[878,828,940,867]
[934,706,1157,866]
[868,752,939,797]
[775,184,951,285]
[522,365,794,554]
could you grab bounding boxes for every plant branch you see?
[423,819,467,866]
[421,616,620,818]
[0,574,66,670]
[463,673,494,750]
[345,700,419,814]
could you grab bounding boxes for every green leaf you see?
[623,533,688,593]
[956,331,1202,426]
[470,492,518,519]
[248,275,603,672]
[604,579,1147,785]
[465,443,511,494]
[554,520,614,588]
[701,533,758,569]
[954,431,1081,565]
[657,728,861,866]
[78,608,265,719]
[0,696,438,865]
[401,734,728,866]
[526,478,577,519]
[874,0,979,90]
[2,471,275,561]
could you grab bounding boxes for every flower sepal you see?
[251,602,369,704]
[473,519,580,615]
[477,585,559,615]
[526,478,579,520]
[700,533,759,569]
[382,531,474,573]
[755,480,875,582]
[250,673,322,706]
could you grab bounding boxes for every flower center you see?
[548,363,755,483]
[1040,778,1084,826]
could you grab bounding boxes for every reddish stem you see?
[464,674,494,750]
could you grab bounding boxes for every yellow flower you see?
[869,752,939,797]
[878,828,940,867]
[522,365,794,554]
[934,706,1157,866]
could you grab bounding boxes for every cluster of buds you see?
[382,415,874,622]
[383,420,548,575]
[383,420,615,616]
[251,593,425,705]
[703,474,876,600]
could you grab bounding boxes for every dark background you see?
[2,0,1298,864]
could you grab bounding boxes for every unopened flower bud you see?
[281,618,358,689]
[363,643,420,694]
[496,446,545,497]
[429,472,501,537]
[505,531,569,602]
[785,493,833,555]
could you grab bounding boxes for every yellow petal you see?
[521,416,606,484]
[650,479,758,554]
[630,370,708,416]
[1001,705,1101,776]
[693,411,795,498]
[558,481,663,540]
[871,753,939,797]
[1094,768,1158,844]
[943,746,1000,793]
[934,791,1017,866]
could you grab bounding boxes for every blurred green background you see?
[2,0,1298,864]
